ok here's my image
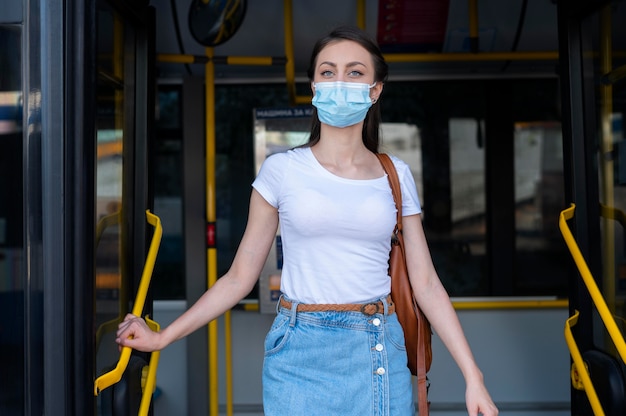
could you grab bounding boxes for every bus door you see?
[93,1,157,415]
[0,1,156,414]
[558,1,626,414]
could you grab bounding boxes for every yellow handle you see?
[95,210,121,246]
[559,204,626,416]
[564,311,605,415]
[599,203,626,227]
[94,210,163,396]
[559,204,626,364]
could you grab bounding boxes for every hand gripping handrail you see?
[94,210,163,411]
[560,204,626,415]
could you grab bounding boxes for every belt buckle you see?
[360,302,381,316]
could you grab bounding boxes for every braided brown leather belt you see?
[279,295,395,316]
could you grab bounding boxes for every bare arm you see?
[402,214,498,416]
[116,189,278,351]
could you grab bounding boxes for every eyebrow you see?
[318,61,367,69]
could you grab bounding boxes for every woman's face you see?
[311,39,382,98]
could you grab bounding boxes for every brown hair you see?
[304,26,388,153]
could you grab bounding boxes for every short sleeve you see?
[252,152,289,208]
[390,155,422,216]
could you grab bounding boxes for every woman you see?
[117,26,498,416]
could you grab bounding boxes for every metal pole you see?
[204,45,220,416]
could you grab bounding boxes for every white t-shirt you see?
[252,147,421,304]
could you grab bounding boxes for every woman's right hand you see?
[116,313,162,352]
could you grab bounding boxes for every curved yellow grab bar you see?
[600,203,626,228]
[559,204,626,365]
[564,310,605,416]
[94,210,163,396]
[96,210,121,246]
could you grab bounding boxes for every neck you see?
[318,121,363,147]
[313,123,371,166]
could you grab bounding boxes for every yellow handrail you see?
[95,210,121,246]
[283,0,297,105]
[157,53,281,66]
[559,204,626,364]
[383,51,559,63]
[600,203,626,228]
[564,310,605,416]
[94,210,163,399]
[451,298,568,310]
[559,204,626,415]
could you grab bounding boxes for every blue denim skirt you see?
[262,295,415,416]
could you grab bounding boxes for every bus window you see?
[381,79,566,297]
[447,118,487,295]
[514,122,566,295]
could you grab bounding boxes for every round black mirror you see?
[188,0,247,47]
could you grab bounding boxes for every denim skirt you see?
[262,295,415,416]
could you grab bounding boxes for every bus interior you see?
[1,0,626,415]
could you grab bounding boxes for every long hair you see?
[304,26,389,153]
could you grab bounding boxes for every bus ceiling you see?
[149,0,569,82]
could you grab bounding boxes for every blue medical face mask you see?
[311,81,376,128]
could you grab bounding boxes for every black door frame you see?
[557,0,614,413]
[27,0,155,414]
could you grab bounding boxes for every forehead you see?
[315,40,372,66]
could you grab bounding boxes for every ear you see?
[310,81,315,95]
[371,82,383,102]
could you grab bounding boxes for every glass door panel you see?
[583,3,626,351]
[0,25,24,416]
[581,0,626,354]
[94,5,127,411]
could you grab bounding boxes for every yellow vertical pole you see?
[283,0,296,106]
[468,0,479,52]
[356,0,366,29]
[205,46,219,416]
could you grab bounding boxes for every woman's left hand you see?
[466,381,499,416]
